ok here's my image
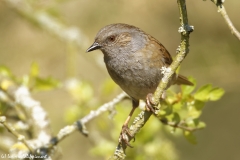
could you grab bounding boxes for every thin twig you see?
[110,0,193,159]
[3,0,89,48]
[81,93,128,125]
[0,116,34,153]
[160,119,200,132]
[211,0,240,41]
[0,83,52,158]
[3,0,95,78]
[46,92,128,149]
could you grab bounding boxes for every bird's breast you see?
[104,52,163,100]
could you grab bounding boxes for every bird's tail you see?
[175,74,193,86]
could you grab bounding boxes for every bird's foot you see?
[146,93,158,115]
[119,125,135,148]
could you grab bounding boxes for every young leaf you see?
[209,87,225,101]
[172,102,183,111]
[0,66,13,77]
[172,112,181,124]
[188,105,202,118]
[194,84,213,101]
[197,121,206,129]
[30,62,39,78]
[194,100,205,110]
[158,101,173,116]
[184,131,197,144]
[34,77,61,91]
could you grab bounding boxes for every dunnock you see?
[87,23,193,146]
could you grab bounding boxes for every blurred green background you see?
[0,0,240,160]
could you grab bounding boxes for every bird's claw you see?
[146,93,158,115]
[119,125,135,148]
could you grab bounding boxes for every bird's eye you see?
[107,35,116,42]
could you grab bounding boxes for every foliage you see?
[0,1,231,160]
[0,64,223,159]
[157,77,224,144]
[64,77,224,159]
[0,64,61,115]
[0,61,225,160]
[0,2,227,158]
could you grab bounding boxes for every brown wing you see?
[148,35,173,66]
[158,42,173,66]
[147,35,193,86]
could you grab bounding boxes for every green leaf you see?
[194,84,213,101]
[186,118,206,129]
[186,118,198,128]
[0,66,12,77]
[166,90,177,104]
[188,106,202,118]
[194,84,225,102]
[34,77,61,91]
[172,112,181,124]
[181,77,196,96]
[30,62,39,77]
[184,131,197,144]
[197,121,206,129]
[186,100,204,118]
[209,87,225,101]
[172,102,183,111]
[159,101,172,116]
[165,112,181,126]
[194,100,205,110]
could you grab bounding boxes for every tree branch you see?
[210,0,240,41]
[0,80,52,158]
[3,0,89,48]
[160,118,201,132]
[110,0,194,159]
[0,116,34,153]
[45,92,129,149]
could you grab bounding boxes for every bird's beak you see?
[86,42,101,52]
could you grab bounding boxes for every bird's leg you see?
[146,93,158,114]
[119,99,139,148]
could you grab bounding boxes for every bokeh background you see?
[0,0,240,160]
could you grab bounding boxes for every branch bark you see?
[211,0,240,41]
[0,116,34,153]
[0,83,52,158]
[45,92,129,150]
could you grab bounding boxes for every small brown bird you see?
[87,23,193,146]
